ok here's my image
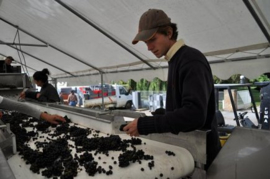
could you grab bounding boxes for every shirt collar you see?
[165,39,185,61]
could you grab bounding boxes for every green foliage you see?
[117,80,126,85]
[136,78,150,91]
[213,74,253,84]
[113,78,167,91]
[127,79,137,90]
[213,75,222,84]
[149,77,162,91]
[161,81,167,91]
[229,74,241,83]
[250,74,270,83]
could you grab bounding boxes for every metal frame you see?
[243,0,270,43]
[55,0,155,70]
[214,83,260,127]
[0,42,47,47]
[0,17,103,73]
[0,40,76,77]
[1,0,270,79]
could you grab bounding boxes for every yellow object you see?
[219,134,231,147]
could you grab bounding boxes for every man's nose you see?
[147,44,153,51]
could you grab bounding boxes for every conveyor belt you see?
[6,114,194,179]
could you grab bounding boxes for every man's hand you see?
[123,118,140,136]
[0,111,3,119]
[40,112,66,124]
[19,91,26,99]
[36,93,41,99]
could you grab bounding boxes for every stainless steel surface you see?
[0,73,32,88]
[208,127,270,179]
[214,83,253,88]
[0,148,16,179]
[0,122,17,158]
[0,89,23,100]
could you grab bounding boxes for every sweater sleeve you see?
[137,116,158,135]
[0,97,41,119]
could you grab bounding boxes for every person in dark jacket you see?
[124,9,221,170]
[20,68,60,102]
[0,56,14,73]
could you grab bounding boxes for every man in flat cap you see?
[124,9,221,170]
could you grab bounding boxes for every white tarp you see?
[0,0,269,84]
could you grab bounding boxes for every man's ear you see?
[167,27,173,39]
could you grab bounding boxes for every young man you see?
[124,9,221,170]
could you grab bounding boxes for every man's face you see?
[5,59,12,65]
[144,33,172,58]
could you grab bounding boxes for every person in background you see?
[1,56,14,73]
[59,92,64,104]
[0,96,65,124]
[124,9,221,170]
[19,68,60,102]
[67,90,78,106]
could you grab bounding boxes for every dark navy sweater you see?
[138,45,221,169]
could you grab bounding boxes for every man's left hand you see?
[36,93,41,99]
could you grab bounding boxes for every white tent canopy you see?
[0,0,270,85]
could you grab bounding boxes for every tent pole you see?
[101,73,105,110]
[243,0,270,43]
[0,42,47,47]
[0,40,76,77]
[0,17,103,73]
[55,0,156,70]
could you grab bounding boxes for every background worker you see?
[0,56,14,73]
[67,90,78,106]
[59,92,64,104]
[20,68,60,102]
[0,96,65,124]
[123,9,221,170]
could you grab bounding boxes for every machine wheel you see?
[125,101,132,109]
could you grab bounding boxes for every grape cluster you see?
[165,150,176,156]
[84,161,98,176]
[69,126,89,137]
